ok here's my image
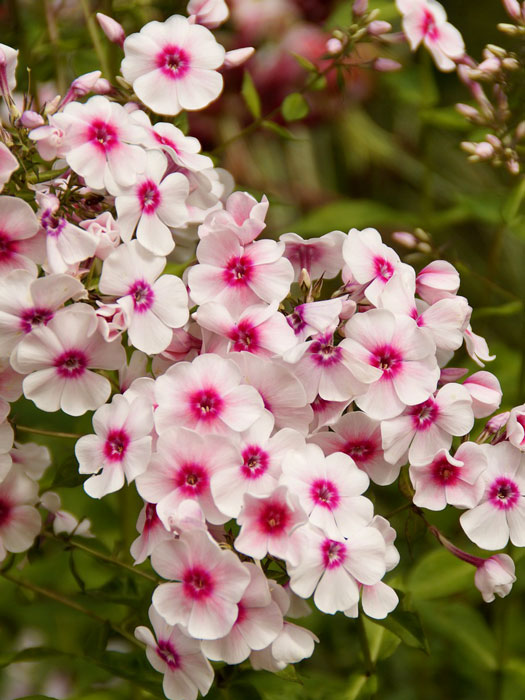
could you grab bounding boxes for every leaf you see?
[261,120,300,140]
[291,52,317,72]
[472,300,523,319]
[51,455,86,488]
[367,608,429,652]
[0,646,67,668]
[503,177,525,224]
[242,71,261,119]
[282,93,310,122]
[228,682,264,700]
[363,617,401,663]
[344,673,378,700]
[16,696,60,700]
[69,551,86,593]
[274,665,303,684]
[82,620,111,660]
[407,548,474,600]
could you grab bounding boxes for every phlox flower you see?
[28,118,67,161]
[80,212,120,260]
[201,563,283,664]
[11,304,126,416]
[311,412,401,486]
[154,353,265,436]
[0,142,18,191]
[0,269,84,357]
[99,240,189,355]
[121,15,225,116]
[119,350,149,393]
[280,444,374,539]
[130,502,173,565]
[410,442,487,511]
[188,0,229,29]
[136,427,238,525]
[280,230,346,281]
[199,192,269,245]
[53,95,147,191]
[10,441,51,481]
[460,442,525,550]
[135,606,214,700]
[0,360,23,422]
[40,491,93,538]
[0,196,43,276]
[416,259,460,304]
[0,422,13,480]
[40,204,98,274]
[76,393,154,499]
[0,43,18,96]
[187,230,294,314]
[309,395,351,432]
[396,0,464,72]
[0,465,42,561]
[114,150,189,255]
[474,554,516,603]
[463,371,502,419]
[464,325,495,367]
[507,404,525,450]
[359,515,399,620]
[151,529,251,640]
[287,299,345,343]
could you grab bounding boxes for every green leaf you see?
[82,620,111,659]
[228,682,264,700]
[291,52,317,72]
[0,646,67,668]
[242,71,261,119]
[368,608,429,652]
[69,551,86,593]
[363,617,401,663]
[344,673,378,700]
[261,120,299,140]
[282,93,309,122]
[472,300,523,319]
[274,665,303,684]
[16,696,60,700]
[51,455,86,488]
[503,177,525,224]
[407,548,473,600]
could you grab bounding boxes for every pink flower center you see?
[223,255,254,287]
[157,45,191,80]
[517,415,525,445]
[54,349,87,378]
[321,538,346,569]
[488,476,520,511]
[258,500,291,535]
[287,309,305,335]
[144,502,159,531]
[0,231,17,261]
[103,428,129,462]
[0,499,11,527]
[310,336,342,367]
[175,462,209,496]
[235,601,246,626]
[156,639,180,670]
[409,398,439,431]
[42,211,66,238]
[373,256,394,282]
[342,438,376,467]
[431,455,459,486]
[154,131,179,153]
[286,243,321,273]
[182,565,214,600]
[128,280,155,312]
[188,387,224,423]
[88,119,119,153]
[311,395,329,414]
[137,179,161,215]
[230,320,259,352]
[241,445,269,480]
[19,307,54,334]
[421,10,440,41]
[310,478,340,510]
[370,344,402,377]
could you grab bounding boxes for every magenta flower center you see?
[103,429,130,462]
[88,119,119,153]
[287,309,305,334]
[223,255,254,287]
[421,10,439,40]
[310,478,340,510]
[137,179,161,214]
[230,320,259,352]
[310,336,342,366]
[54,349,88,378]
[409,398,439,431]
[373,256,394,282]
[0,231,17,261]
[342,438,376,466]
[431,455,460,486]
[19,306,54,334]
[188,387,224,423]
[241,445,269,480]
[42,212,66,238]
[371,344,402,376]
[144,502,158,531]
[258,501,291,535]
[128,279,155,312]
[488,476,520,511]
[321,538,346,569]
[156,639,180,670]
[0,499,11,527]
[157,45,190,80]
[175,462,209,496]
[182,565,214,600]
[517,415,525,445]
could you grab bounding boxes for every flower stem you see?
[15,424,83,440]
[79,0,112,79]
[357,614,374,676]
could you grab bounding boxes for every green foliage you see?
[282,93,310,122]
[242,72,262,120]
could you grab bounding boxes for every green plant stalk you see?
[80,0,112,79]
[15,424,83,439]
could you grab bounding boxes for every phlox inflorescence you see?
[0,2,522,699]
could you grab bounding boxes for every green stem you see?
[80,0,112,79]
[357,614,374,676]
[385,501,412,519]
[43,0,67,96]
[15,424,83,439]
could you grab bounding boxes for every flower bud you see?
[20,110,44,128]
[96,12,126,47]
[368,20,392,36]
[456,103,480,120]
[502,57,520,70]
[485,411,510,434]
[223,47,255,68]
[353,0,368,16]
[373,58,402,72]
[463,371,502,418]
[498,22,521,35]
[506,404,525,449]
[502,0,521,20]
[474,554,516,603]
[439,367,469,384]
[326,38,344,55]
[477,57,501,74]
[516,121,525,140]
[392,231,418,248]
[474,142,494,159]
[93,78,112,94]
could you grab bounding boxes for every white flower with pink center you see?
[474,554,516,604]
[416,259,460,304]
[130,502,174,565]
[381,382,474,465]
[0,142,18,192]
[280,444,373,539]
[80,212,120,260]
[0,422,13,480]
[311,412,401,486]
[0,43,18,96]
[99,240,189,355]
[188,0,229,29]
[464,325,495,367]
[460,442,525,550]
[136,427,237,525]
[280,230,346,281]
[0,465,42,561]
[210,411,305,518]
[462,371,502,420]
[187,230,294,314]
[29,118,67,162]
[201,562,283,664]
[40,205,98,274]
[11,304,126,416]
[75,394,154,499]
[10,440,51,481]
[151,529,251,640]
[0,196,43,276]
[135,606,214,700]
[234,485,307,565]
[195,300,297,357]
[287,523,386,614]
[508,404,525,451]
[114,150,189,256]
[287,298,343,342]
[396,0,464,72]
[343,308,440,420]
[415,296,471,355]
[121,15,225,116]
[199,192,269,245]
[0,360,23,422]
[154,353,265,436]
[309,395,351,433]
[53,95,146,190]
[410,442,487,511]
[0,269,84,357]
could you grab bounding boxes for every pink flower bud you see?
[474,554,516,603]
[416,260,460,305]
[71,70,102,97]
[187,0,229,29]
[368,20,392,36]
[477,57,501,74]
[502,0,521,20]
[439,367,468,384]
[96,12,126,47]
[353,0,368,15]
[486,134,502,148]
[474,142,494,159]
[20,110,44,128]
[223,47,255,69]
[463,371,502,418]
[455,103,479,119]
[326,38,344,55]
[485,411,510,434]
[373,58,402,72]
[93,78,112,94]
[392,231,418,248]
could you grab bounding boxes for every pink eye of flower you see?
[241,445,269,479]
[182,566,214,599]
[287,310,305,334]
[431,455,459,485]
[310,338,342,366]
[188,388,224,422]
[128,280,155,312]
[373,256,394,282]
[19,307,54,333]
[310,478,340,510]
[421,10,439,40]
[175,462,209,496]
[342,439,376,465]
[371,344,402,375]
[156,639,180,670]
[0,499,11,527]
[144,503,158,529]
[409,398,439,430]
[0,232,17,260]
[223,255,253,287]
[88,119,119,152]
[157,45,190,80]
[230,320,259,352]
[488,477,521,511]
[103,429,130,462]
[42,212,66,238]
[137,179,161,214]
[258,501,290,534]
[321,538,346,569]
[54,349,88,378]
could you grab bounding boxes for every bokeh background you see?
[1,1,525,698]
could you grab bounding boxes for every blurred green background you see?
[1,0,525,699]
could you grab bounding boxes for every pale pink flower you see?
[188,231,294,314]
[343,308,440,420]
[410,442,487,511]
[223,47,255,69]
[0,143,18,192]
[199,192,269,245]
[359,515,399,619]
[396,0,465,71]
[151,529,251,639]
[287,299,344,342]
[464,325,495,367]
[40,205,98,274]
[114,150,189,255]
[80,212,120,260]
[460,442,525,550]
[0,43,18,96]
[0,361,23,422]
[99,241,189,355]
[76,394,154,499]
[309,395,351,433]
[0,422,13,480]
[28,118,67,161]
[119,350,149,393]
[188,0,229,28]
[10,441,51,481]
[40,491,93,538]
[154,353,265,436]
[201,563,283,663]
[135,606,214,700]
[463,371,502,419]
[130,502,173,565]
[121,15,225,116]
[416,296,471,354]
[96,13,126,47]
[281,230,346,281]
[0,465,41,561]
[508,404,525,450]
[416,260,460,304]
[11,304,125,416]
[53,96,146,190]
[474,554,516,603]
[0,196,43,276]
